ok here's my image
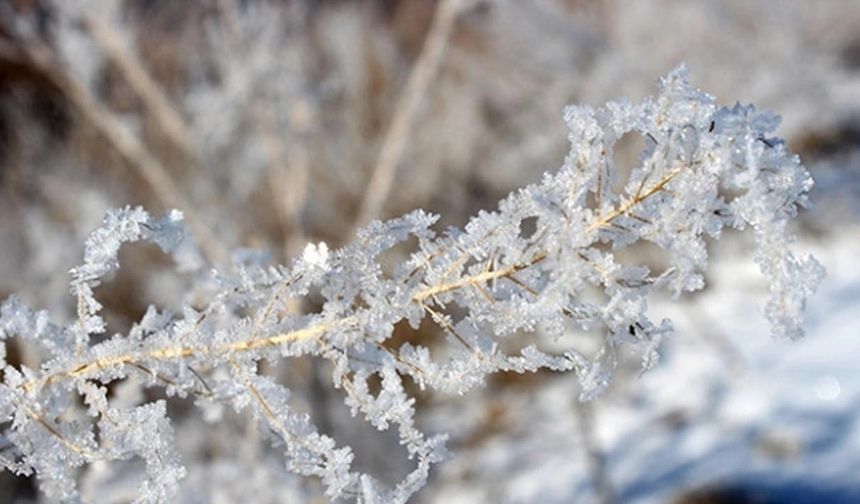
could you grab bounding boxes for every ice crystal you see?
[0,67,821,502]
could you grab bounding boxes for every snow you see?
[610,229,860,503]
[420,227,860,503]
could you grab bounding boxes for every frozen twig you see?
[351,0,464,233]
[0,67,822,503]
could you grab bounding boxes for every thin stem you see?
[82,16,201,163]
[17,41,229,264]
[351,0,463,232]
[25,406,94,458]
[20,161,689,394]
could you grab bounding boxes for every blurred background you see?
[1,0,859,502]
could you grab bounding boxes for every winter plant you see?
[0,67,823,502]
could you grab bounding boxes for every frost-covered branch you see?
[0,67,822,503]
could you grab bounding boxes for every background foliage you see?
[1,1,859,503]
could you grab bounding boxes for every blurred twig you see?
[351,0,463,234]
[257,101,311,261]
[81,15,202,164]
[13,40,229,264]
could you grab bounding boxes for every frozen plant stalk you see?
[0,67,823,503]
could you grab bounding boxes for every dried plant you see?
[0,67,822,503]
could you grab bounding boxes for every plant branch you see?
[19,160,689,395]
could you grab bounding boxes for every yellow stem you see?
[19,163,688,394]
